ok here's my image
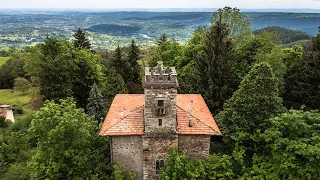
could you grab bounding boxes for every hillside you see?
[253,26,312,44]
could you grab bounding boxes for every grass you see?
[0,89,34,117]
[0,56,10,67]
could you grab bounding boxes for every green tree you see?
[211,6,251,38]
[111,45,130,81]
[34,38,74,102]
[113,164,135,180]
[160,149,235,180]
[178,27,206,94]
[86,83,106,124]
[72,49,104,108]
[284,29,320,110]
[13,77,31,94]
[283,45,303,69]
[0,54,25,89]
[248,110,320,179]
[159,148,197,180]
[157,33,167,45]
[29,99,111,179]
[100,68,128,109]
[216,63,283,160]
[127,39,142,93]
[199,154,235,179]
[196,19,239,114]
[73,28,91,50]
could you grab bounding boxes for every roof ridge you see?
[176,105,220,135]
[101,105,144,135]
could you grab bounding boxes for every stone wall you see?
[144,88,177,134]
[111,136,143,180]
[178,135,211,159]
[142,135,178,180]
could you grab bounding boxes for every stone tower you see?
[144,61,179,134]
[143,61,179,179]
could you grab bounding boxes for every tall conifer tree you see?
[196,17,239,114]
[73,28,91,50]
[127,39,142,93]
[86,83,106,124]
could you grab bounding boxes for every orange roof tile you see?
[99,94,221,136]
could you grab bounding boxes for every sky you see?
[0,0,320,9]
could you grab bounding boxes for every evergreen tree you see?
[196,19,239,115]
[216,63,283,157]
[73,28,91,50]
[100,68,128,109]
[157,34,167,45]
[127,39,141,83]
[86,83,106,124]
[127,39,142,93]
[71,50,104,109]
[284,28,320,110]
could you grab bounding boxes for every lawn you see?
[0,89,34,116]
[0,56,10,67]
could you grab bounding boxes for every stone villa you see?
[99,62,222,180]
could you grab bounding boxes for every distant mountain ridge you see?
[253,26,312,44]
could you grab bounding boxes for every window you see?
[157,108,165,116]
[158,100,164,107]
[159,119,162,126]
[157,100,165,116]
[156,160,165,174]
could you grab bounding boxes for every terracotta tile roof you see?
[99,94,221,136]
[176,94,221,135]
[99,94,144,136]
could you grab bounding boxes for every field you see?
[0,89,33,115]
[0,57,10,67]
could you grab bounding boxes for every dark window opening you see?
[158,100,164,107]
[156,160,165,174]
[159,119,162,126]
[168,76,171,81]
[157,108,165,116]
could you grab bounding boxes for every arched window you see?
[156,159,165,174]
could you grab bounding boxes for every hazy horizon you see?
[0,8,319,13]
[1,0,319,10]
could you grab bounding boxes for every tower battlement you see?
[144,61,179,89]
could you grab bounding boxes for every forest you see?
[0,6,320,179]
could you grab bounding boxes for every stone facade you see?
[142,135,178,179]
[178,135,211,159]
[111,136,144,179]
